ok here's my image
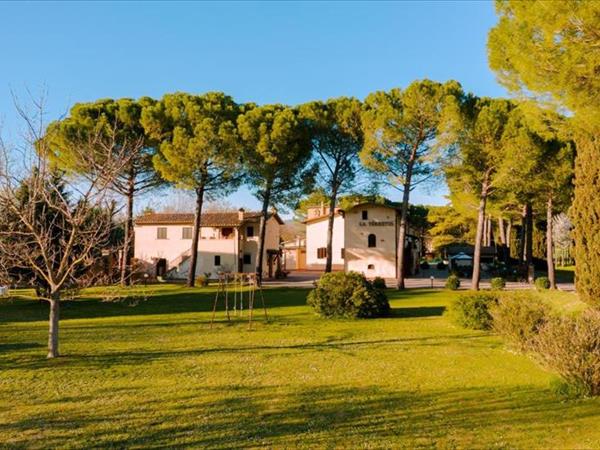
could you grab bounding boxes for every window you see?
[246,226,254,237]
[157,227,167,240]
[341,248,345,259]
[368,264,375,270]
[214,255,221,266]
[362,210,368,220]
[182,227,193,240]
[243,253,251,265]
[368,234,377,248]
[317,247,327,259]
[221,227,234,239]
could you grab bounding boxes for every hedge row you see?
[449,290,600,397]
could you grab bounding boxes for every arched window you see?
[368,234,376,248]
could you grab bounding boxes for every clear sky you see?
[0,1,506,214]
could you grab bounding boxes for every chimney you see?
[238,208,245,221]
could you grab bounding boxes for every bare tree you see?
[0,99,122,358]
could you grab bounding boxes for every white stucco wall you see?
[344,206,397,278]
[134,216,281,278]
[305,215,345,268]
[134,224,195,265]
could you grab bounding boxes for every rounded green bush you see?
[535,277,551,291]
[436,261,447,270]
[449,291,498,330]
[490,277,506,291]
[490,291,549,351]
[445,275,460,290]
[372,277,387,290]
[307,272,390,318]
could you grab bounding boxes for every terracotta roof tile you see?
[135,211,282,226]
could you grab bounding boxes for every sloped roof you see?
[135,211,283,226]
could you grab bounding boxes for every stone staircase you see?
[165,249,192,279]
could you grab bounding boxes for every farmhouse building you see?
[304,203,423,278]
[134,209,283,279]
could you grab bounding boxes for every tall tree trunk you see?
[47,293,60,358]
[525,202,534,283]
[324,186,338,273]
[547,195,556,289]
[498,216,506,245]
[506,220,512,248]
[525,202,533,265]
[519,205,527,262]
[488,215,494,246]
[255,185,272,284]
[187,185,205,287]
[483,216,488,246]
[397,172,413,290]
[472,177,489,291]
[120,173,135,286]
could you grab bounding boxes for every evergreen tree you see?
[237,105,316,282]
[360,79,463,288]
[300,97,364,272]
[488,0,600,304]
[141,92,243,286]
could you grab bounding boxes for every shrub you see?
[445,275,460,290]
[535,276,551,291]
[449,291,498,330]
[196,275,210,287]
[436,261,446,270]
[490,277,506,291]
[307,272,390,319]
[490,292,549,352]
[420,261,430,270]
[534,309,600,397]
[372,277,387,290]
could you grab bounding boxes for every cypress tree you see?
[571,129,600,305]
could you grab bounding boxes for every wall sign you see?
[359,220,394,227]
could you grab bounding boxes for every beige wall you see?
[344,205,397,278]
[134,216,281,279]
[306,215,345,268]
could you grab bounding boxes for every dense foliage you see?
[490,277,505,291]
[449,291,497,330]
[445,275,460,290]
[307,272,389,318]
[489,1,599,303]
[535,309,600,397]
[491,292,549,352]
[534,277,550,291]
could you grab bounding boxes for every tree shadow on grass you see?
[0,342,43,352]
[4,384,599,448]
[0,287,310,324]
[3,333,489,371]
[390,306,446,318]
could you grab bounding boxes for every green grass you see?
[1,285,599,448]
[555,265,576,283]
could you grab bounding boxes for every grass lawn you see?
[1,285,599,448]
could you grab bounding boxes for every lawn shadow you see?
[390,306,446,318]
[0,286,310,324]
[5,383,599,448]
[3,333,488,371]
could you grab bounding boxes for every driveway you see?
[263,269,576,292]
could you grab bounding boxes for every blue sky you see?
[0,1,506,214]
